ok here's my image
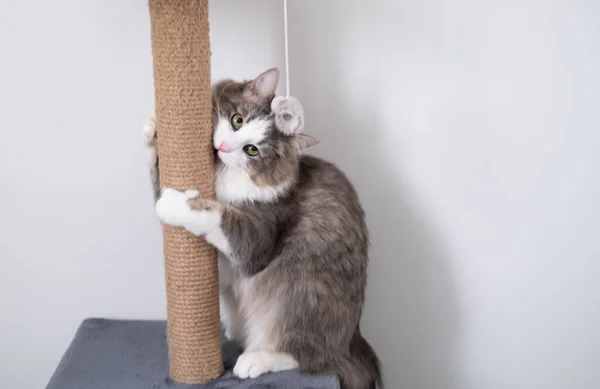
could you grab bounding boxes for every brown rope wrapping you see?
[148,0,222,383]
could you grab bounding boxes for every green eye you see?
[243,144,260,157]
[231,113,244,129]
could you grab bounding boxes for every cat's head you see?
[212,68,318,196]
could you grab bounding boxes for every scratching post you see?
[148,0,222,384]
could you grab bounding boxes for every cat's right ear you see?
[245,68,279,100]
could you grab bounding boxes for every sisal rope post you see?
[148,0,222,383]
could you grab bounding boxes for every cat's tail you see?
[333,328,383,389]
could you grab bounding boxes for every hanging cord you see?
[284,0,290,97]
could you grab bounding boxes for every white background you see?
[1,1,599,388]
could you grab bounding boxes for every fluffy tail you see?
[333,329,383,389]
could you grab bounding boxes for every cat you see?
[145,68,382,389]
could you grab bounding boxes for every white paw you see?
[233,351,271,379]
[155,188,212,235]
[143,114,157,145]
[233,351,298,379]
[155,188,194,226]
[144,114,158,169]
[184,189,199,198]
[148,146,158,168]
[155,188,191,228]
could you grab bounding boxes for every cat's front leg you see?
[155,188,233,257]
[156,188,277,275]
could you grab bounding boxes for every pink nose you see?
[217,141,229,153]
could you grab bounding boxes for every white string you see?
[283,0,290,97]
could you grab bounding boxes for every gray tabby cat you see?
[144,68,382,389]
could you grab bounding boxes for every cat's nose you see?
[217,141,229,153]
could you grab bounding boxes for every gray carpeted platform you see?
[46,318,339,389]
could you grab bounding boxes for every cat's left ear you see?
[246,68,279,100]
[293,134,320,152]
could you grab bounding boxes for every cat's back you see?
[267,155,369,315]
[296,155,363,210]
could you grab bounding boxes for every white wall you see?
[1,1,599,389]
[287,1,600,389]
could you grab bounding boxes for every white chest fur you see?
[215,165,291,205]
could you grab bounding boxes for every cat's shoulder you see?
[290,155,364,223]
[297,155,355,191]
[299,154,343,175]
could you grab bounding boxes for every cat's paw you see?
[144,115,158,175]
[155,188,197,228]
[142,114,157,146]
[156,188,212,236]
[233,351,298,379]
[271,96,304,135]
[184,189,200,198]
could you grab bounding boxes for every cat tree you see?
[45,1,338,387]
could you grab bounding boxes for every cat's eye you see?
[243,144,260,157]
[231,113,244,130]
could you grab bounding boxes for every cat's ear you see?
[246,68,279,99]
[293,134,320,152]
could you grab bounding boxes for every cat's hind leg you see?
[232,276,299,379]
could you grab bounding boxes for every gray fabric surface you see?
[45,318,339,389]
